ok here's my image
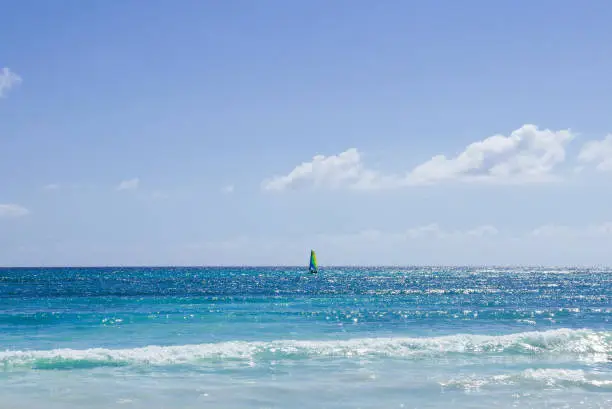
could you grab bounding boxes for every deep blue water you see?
[0,266,610,408]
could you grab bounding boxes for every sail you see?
[309,249,318,273]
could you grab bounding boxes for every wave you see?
[440,368,612,391]
[0,328,609,370]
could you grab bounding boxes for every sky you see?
[2,0,612,266]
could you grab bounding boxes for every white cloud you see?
[42,184,94,192]
[151,190,168,199]
[116,178,139,191]
[262,124,575,191]
[320,224,498,244]
[0,204,29,218]
[464,225,500,237]
[261,148,389,191]
[530,224,572,238]
[519,222,612,265]
[43,183,60,191]
[0,67,22,98]
[577,134,612,171]
[222,184,235,193]
[409,223,497,239]
[530,222,612,239]
[406,124,574,184]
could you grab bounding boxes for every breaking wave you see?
[0,328,609,371]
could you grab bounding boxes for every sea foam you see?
[1,328,609,370]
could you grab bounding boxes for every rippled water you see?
[0,266,610,408]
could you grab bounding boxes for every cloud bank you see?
[262,124,579,191]
[530,222,612,239]
[180,221,612,266]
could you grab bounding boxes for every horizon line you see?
[1,264,611,269]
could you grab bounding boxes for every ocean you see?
[0,266,610,408]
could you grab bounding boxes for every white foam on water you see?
[0,328,609,370]
[440,368,612,391]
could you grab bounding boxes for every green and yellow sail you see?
[309,249,318,273]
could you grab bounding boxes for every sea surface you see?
[0,266,610,408]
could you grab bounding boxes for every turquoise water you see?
[0,266,610,408]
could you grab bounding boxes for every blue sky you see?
[2,0,612,266]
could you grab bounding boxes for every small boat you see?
[308,249,318,274]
